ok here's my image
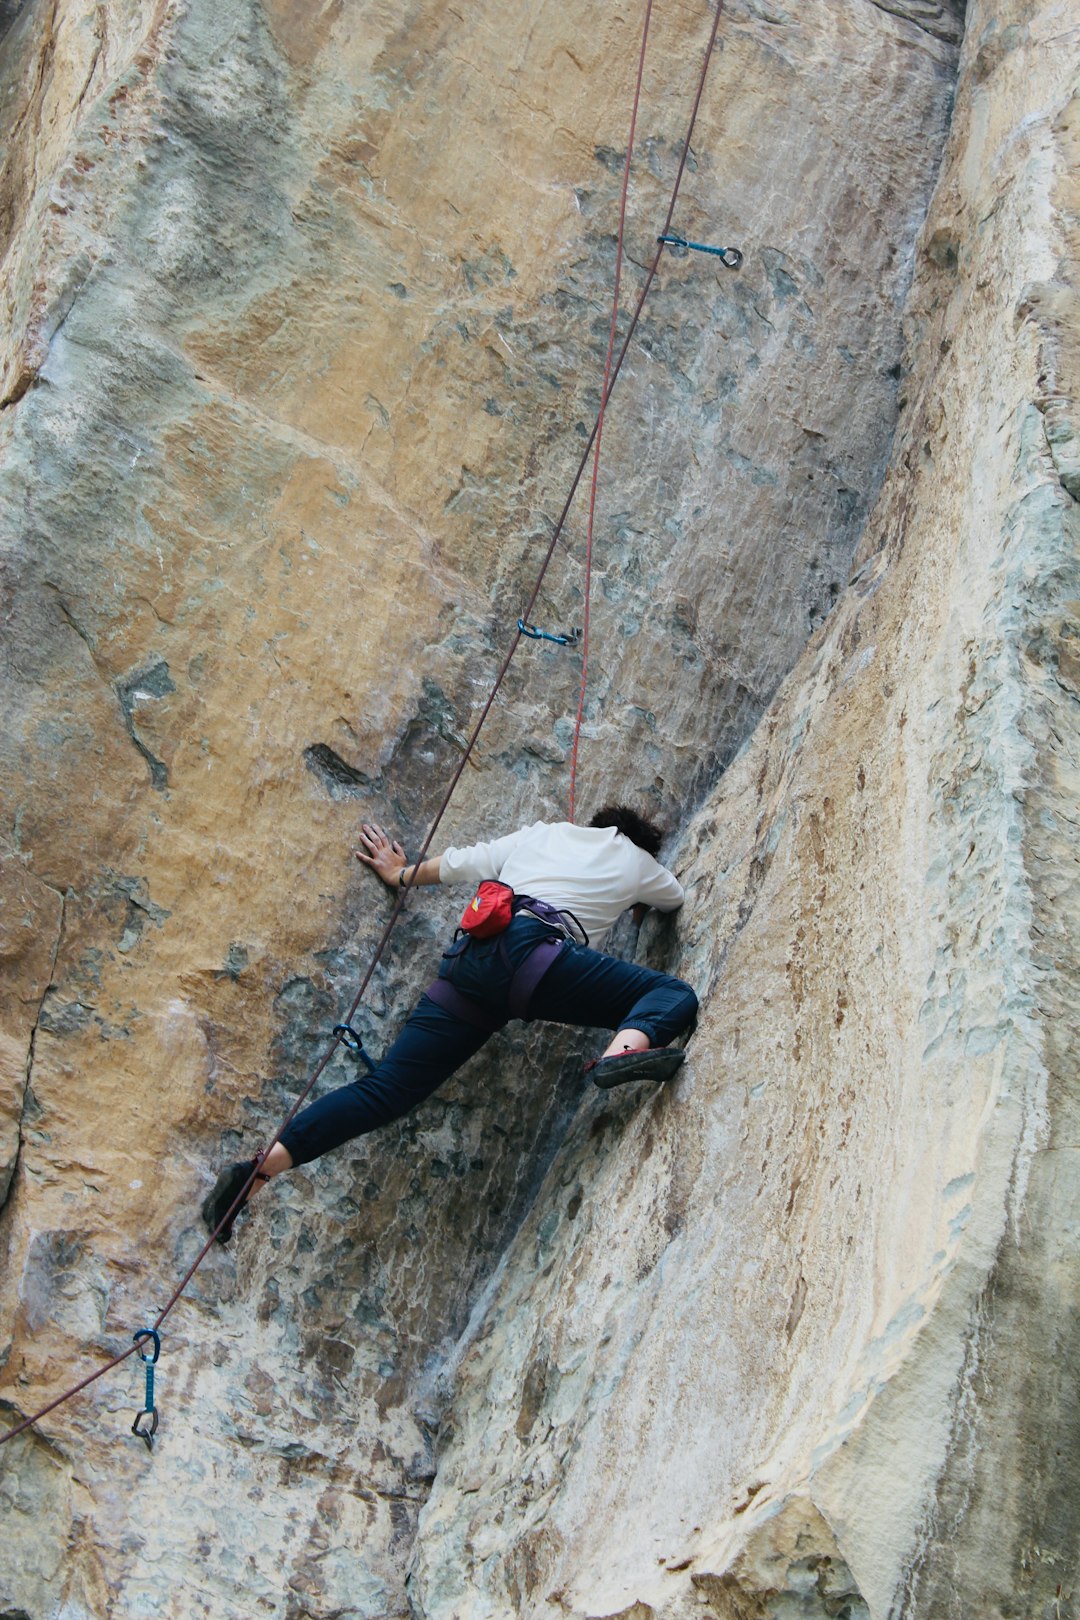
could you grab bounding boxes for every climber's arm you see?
[354,823,442,889]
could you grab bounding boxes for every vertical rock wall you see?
[13,0,1073,1615]
[412,2,1080,1616]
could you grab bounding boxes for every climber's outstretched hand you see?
[354,822,407,888]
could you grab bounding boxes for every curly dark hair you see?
[588,803,664,857]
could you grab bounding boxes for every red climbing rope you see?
[568,0,655,823]
[0,0,729,1451]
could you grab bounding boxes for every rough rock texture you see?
[1,0,1071,1615]
[412,5,1080,1618]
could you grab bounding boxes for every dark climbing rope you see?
[0,0,731,1451]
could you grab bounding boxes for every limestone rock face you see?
[411,4,1080,1617]
[2,0,1073,1616]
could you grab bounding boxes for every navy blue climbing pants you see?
[279,920,698,1168]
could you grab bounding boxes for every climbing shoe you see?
[201,1158,268,1245]
[588,1047,686,1089]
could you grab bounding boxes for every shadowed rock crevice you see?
[0,867,64,1213]
[303,742,373,799]
[865,0,965,44]
[114,658,175,791]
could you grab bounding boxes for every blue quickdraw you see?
[517,618,581,647]
[658,233,742,270]
[131,1328,160,1451]
[333,1024,375,1073]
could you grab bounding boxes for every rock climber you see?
[203,805,698,1242]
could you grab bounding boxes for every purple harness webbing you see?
[424,933,565,1030]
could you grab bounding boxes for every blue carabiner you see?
[658,233,742,270]
[517,618,580,647]
[333,1024,375,1073]
[133,1328,161,1363]
[131,1328,161,1451]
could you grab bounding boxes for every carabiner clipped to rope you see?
[658,233,742,270]
[131,1328,160,1452]
[518,618,582,648]
[333,1024,375,1073]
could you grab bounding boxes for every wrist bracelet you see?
[399,865,410,889]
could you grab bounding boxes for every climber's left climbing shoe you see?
[201,1158,269,1245]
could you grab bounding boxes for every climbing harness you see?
[517,618,581,647]
[131,1329,160,1451]
[425,909,571,1029]
[657,232,742,268]
[0,0,734,1452]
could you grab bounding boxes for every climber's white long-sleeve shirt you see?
[439,820,683,946]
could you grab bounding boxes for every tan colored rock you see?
[9,0,1072,1617]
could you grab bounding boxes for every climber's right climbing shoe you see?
[587,1047,686,1089]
